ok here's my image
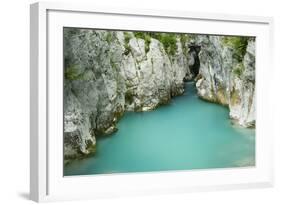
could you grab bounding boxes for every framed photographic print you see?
[30,2,274,202]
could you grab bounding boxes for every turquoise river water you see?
[64,82,255,176]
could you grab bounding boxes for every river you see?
[64,82,255,176]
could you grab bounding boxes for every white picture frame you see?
[30,1,274,202]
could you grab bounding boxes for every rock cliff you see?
[194,35,255,127]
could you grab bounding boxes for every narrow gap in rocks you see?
[183,43,201,91]
[188,44,201,80]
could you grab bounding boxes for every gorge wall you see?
[63,28,255,160]
[194,35,255,127]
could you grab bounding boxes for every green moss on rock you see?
[134,32,151,53]
[233,63,244,78]
[132,31,179,56]
[153,33,178,56]
[124,32,132,55]
[105,32,114,43]
[222,36,249,62]
[65,65,84,80]
[179,34,191,55]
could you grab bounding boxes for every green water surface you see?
[64,83,255,176]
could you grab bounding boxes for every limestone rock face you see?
[63,30,126,159]
[229,40,255,127]
[63,29,190,159]
[122,36,189,111]
[195,36,255,127]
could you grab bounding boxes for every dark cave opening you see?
[188,44,201,80]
